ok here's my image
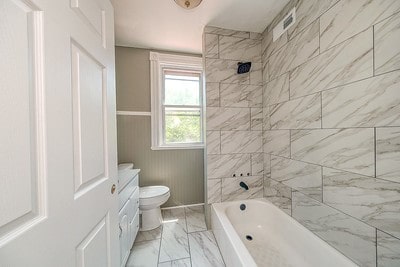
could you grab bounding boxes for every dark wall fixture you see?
[237,62,252,74]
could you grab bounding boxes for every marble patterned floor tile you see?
[377,230,400,267]
[376,127,400,183]
[263,73,289,106]
[207,179,222,204]
[289,28,373,99]
[271,155,322,201]
[206,107,250,131]
[220,84,262,108]
[263,130,290,157]
[206,58,249,84]
[268,20,319,79]
[250,108,263,130]
[204,34,218,58]
[126,239,161,267]
[221,131,262,154]
[322,71,400,128]
[291,128,375,177]
[204,26,249,38]
[206,82,219,107]
[188,231,225,267]
[162,208,187,231]
[323,167,400,239]
[292,191,376,267]
[251,153,263,176]
[319,0,400,52]
[159,217,190,262]
[158,258,191,267]
[287,0,339,40]
[207,154,251,179]
[219,36,261,62]
[270,93,321,129]
[135,226,162,243]
[206,131,220,155]
[264,178,292,215]
[375,12,400,75]
[221,176,263,201]
[185,206,207,233]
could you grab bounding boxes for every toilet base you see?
[140,207,163,231]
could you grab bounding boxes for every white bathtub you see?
[211,199,357,267]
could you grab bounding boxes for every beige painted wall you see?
[115,46,204,207]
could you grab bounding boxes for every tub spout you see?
[239,181,249,190]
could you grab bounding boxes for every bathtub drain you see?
[240,204,246,210]
[246,235,253,241]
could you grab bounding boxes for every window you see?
[150,52,204,150]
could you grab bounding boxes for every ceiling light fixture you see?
[174,0,202,10]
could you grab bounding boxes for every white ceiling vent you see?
[273,7,296,42]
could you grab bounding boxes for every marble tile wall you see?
[204,26,263,204]
[261,0,400,266]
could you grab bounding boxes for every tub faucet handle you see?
[239,181,249,190]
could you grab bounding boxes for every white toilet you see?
[139,186,170,231]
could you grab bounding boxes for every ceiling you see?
[113,0,289,54]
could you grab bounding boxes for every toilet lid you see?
[140,186,169,199]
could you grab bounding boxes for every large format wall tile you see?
[251,108,263,130]
[221,131,262,154]
[220,84,262,107]
[376,127,400,183]
[264,178,292,215]
[204,26,250,38]
[271,156,322,201]
[204,34,219,58]
[222,176,263,201]
[291,128,375,176]
[206,131,220,155]
[270,93,321,129]
[377,230,400,267]
[206,82,219,107]
[263,130,290,157]
[219,36,261,62]
[323,168,400,239]
[262,29,288,61]
[251,153,264,176]
[322,71,400,128]
[207,179,221,204]
[263,73,289,106]
[206,58,249,84]
[292,191,376,267]
[320,0,400,52]
[206,107,250,130]
[249,62,262,86]
[375,12,400,75]
[287,0,339,40]
[207,154,251,179]
[289,28,373,98]
[268,20,319,79]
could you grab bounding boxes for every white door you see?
[0,0,119,266]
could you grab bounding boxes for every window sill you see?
[151,145,204,151]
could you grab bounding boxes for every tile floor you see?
[126,205,225,267]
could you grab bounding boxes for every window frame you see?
[150,52,204,150]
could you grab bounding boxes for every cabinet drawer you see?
[119,174,138,210]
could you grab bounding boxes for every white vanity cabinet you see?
[118,164,140,267]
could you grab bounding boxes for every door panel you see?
[76,214,110,267]
[0,0,118,265]
[71,41,108,197]
[0,0,46,244]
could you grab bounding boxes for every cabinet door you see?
[119,201,130,267]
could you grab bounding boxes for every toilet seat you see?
[140,186,169,199]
